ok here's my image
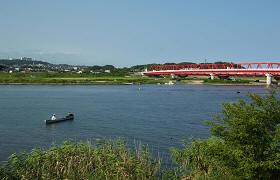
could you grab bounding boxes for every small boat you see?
[45,113,74,124]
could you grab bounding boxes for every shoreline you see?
[0,82,273,86]
[202,83,273,86]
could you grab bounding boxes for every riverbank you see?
[0,72,166,84]
[0,81,266,86]
[0,72,273,86]
[0,81,270,86]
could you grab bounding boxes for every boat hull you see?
[45,115,74,124]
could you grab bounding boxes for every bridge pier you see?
[266,73,272,85]
[210,73,215,80]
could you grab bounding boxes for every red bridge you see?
[143,62,280,85]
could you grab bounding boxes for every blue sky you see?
[0,0,279,67]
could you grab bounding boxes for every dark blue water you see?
[0,84,269,162]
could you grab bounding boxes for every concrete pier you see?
[266,73,272,85]
[210,73,215,80]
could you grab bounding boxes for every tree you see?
[103,65,115,70]
[0,64,7,71]
[172,92,280,179]
[179,62,195,64]
[214,61,233,64]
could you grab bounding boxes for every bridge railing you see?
[238,63,280,69]
[149,62,280,71]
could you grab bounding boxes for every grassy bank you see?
[0,139,161,180]
[0,72,171,85]
[0,72,267,85]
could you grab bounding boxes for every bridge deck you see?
[144,69,280,76]
[144,63,280,77]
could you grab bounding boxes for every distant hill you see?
[0,58,234,72]
[0,59,51,66]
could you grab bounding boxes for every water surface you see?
[0,84,269,162]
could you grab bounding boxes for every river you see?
[0,84,269,162]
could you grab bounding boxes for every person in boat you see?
[67,112,71,117]
[51,114,56,120]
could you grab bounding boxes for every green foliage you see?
[0,139,160,180]
[213,61,233,64]
[172,92,280,179]
[171,137,237,179]
[0,59,50,66]
[178,62,196,64]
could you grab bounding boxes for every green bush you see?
[171,92,280,179]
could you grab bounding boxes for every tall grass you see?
[0,139,161,179]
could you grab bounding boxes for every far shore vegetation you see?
[0,72,269,85]
[1,92,280,179]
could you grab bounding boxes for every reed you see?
[0,139,161,179]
